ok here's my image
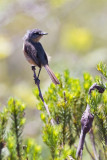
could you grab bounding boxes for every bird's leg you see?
[37,68,41,79]
[31,66,40,85]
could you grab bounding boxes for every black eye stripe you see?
[33,32,40,35]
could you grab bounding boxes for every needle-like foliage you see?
[0,108,8,159]
[34,63,107,160]
[0,62,107,160]
[0,98,42,160]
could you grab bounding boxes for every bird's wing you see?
[24,41,41,67]
[35,42,48,65]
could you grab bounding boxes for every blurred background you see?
[0,0,107,158]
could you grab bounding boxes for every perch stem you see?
[32,66,54,126]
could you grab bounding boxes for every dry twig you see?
[76,104,94,158]
[32,66,54,125]
[76,83,105,159]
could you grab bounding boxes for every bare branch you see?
[88,83,105,95]
[32,66,54,126]
[76,104,94,158]
[77,82,106,159]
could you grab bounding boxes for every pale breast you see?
[23,43,37,66]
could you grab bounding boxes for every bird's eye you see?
[36,32,39,35]
[32,32,40,37]
[33,33,37,35]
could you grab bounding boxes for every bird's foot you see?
[31,66,40,85]
[34,77,40,85]
[32,66,35,71]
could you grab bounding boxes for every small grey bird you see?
[23,28,60,85]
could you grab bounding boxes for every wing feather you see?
[23,41,41,67]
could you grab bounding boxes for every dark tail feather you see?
[44,65,60,85]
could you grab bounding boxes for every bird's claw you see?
[32,66,36,71]
[34,77,40,85]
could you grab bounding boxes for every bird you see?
[23,29,60,85]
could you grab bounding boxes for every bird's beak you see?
[41,32,48,35]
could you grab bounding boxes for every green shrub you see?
[0,98,42,160]
[33,63,107,160]
[0,62,107,160]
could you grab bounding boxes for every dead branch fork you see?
[76,83,105,159]
[32,66,54,125]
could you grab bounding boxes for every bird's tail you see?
[44,65,60,85]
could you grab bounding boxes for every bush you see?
[34,63,107,160]
[0,98,42,160]
[0,62,107,160]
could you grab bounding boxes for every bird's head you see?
[23,29,48,42]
